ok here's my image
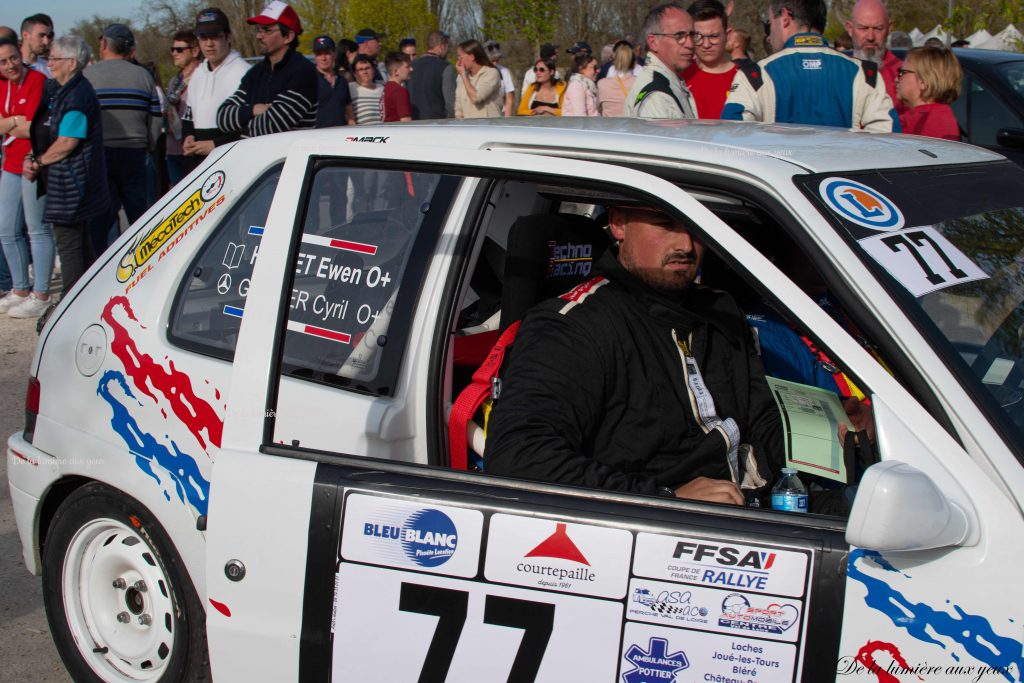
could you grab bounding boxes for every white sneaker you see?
[8,294,52,319]
[0,291,29,313]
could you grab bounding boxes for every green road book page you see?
[765,376,853,483]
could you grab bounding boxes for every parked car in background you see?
[893,47,1024,165]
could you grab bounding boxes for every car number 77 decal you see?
[331,563,623,681]
[857,225,989,297]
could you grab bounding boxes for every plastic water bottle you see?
[771,468,808,513]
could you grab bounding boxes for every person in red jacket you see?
[896,46,961,142]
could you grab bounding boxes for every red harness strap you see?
[448,321,521,471]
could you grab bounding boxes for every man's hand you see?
[184,137,214,156]
[839,397,876,444]
[23,157,38,182]
[253,103,270,116]
[673,477,745,505]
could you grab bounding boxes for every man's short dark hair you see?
[0,28,17,43]
[426,30,450,50]
[351,53,375,71]
[768,0,827,32]
[384,50,410,71]
[688,0,728,27]
[21,13,53,34]
[640,3,688,41]
[0,37,18,50]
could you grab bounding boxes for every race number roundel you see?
[818,177,904,231]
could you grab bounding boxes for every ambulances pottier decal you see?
[846,549,1023,681]
[116,171,226,283]
[97,296,224,515]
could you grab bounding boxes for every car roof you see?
[891,46,1024,66]
[272,118,1005,175]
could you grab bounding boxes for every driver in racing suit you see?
[485,206,784,505]
[720,0,898,132]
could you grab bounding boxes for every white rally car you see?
[8,118,1024,683]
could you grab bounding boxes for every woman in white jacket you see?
[561,53,599,116]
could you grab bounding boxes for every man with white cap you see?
[217,1,318,137]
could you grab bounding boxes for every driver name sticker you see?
[857,225,989,297]
[633,533,810,598]
[340,494,483,577]
[818,177,905,231]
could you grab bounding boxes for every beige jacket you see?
[455,65,502,118]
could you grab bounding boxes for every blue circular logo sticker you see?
[818,177,904,231]
[401,509,458,567]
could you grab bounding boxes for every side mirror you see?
[996,127,1024,150]
[846,460,972,552]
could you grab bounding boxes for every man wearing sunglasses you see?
[217,0,318,137]
[625,3,698,119]
[20,14,53,78]
[721,0,897,132]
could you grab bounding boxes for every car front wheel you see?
[42,483,209,682]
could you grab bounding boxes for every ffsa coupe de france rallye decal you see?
[97,296,224,516]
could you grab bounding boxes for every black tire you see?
[41,482,210,682]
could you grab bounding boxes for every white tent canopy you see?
[965,29,993,47]
[909,27,924,45]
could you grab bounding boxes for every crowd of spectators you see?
[0,0,973,320]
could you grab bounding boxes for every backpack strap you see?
[736,60,764,91]
[448,321,521,471]
[635,71,687,113]
[860,60,879,88]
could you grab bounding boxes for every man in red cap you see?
[216,0,318,136]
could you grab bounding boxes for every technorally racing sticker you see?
[627,578,803,643]
[857,225,989,297]
[633,533,810,598]
[117,170,226,284]
[621,621,796,683]
[332,563,623,682]
[484,514,633,599]
[340,493,484,578]
[818,177,905,232]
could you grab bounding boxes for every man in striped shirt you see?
[84,23,162,252]
[216,1,317,138]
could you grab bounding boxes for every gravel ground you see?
[1,311,72,682]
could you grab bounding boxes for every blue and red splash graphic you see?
[97,296,223,515]
[848,548,1023,681]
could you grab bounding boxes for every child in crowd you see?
[381,51,413,122]
[896,46,962,141]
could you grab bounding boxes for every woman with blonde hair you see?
[563,53,600,116]
[896,46,962,141]
[597,41,638,116]
[517,58,566,116]
[455,39,502,118]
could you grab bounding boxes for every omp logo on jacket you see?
[558,276,608,314]
[840,188,886,218]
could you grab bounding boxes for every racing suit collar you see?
[782,32,829,50]
[596,248,719,336]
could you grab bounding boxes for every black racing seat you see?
[449,211,612,470]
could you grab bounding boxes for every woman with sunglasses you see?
[517,58,566,116]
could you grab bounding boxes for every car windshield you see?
[996,61,1024,100]
[798,162,1024,457]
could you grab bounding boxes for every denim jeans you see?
[0,241,10,291]
[53,220,94,295]
[90,147,149,254]
[0,171,55,294]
